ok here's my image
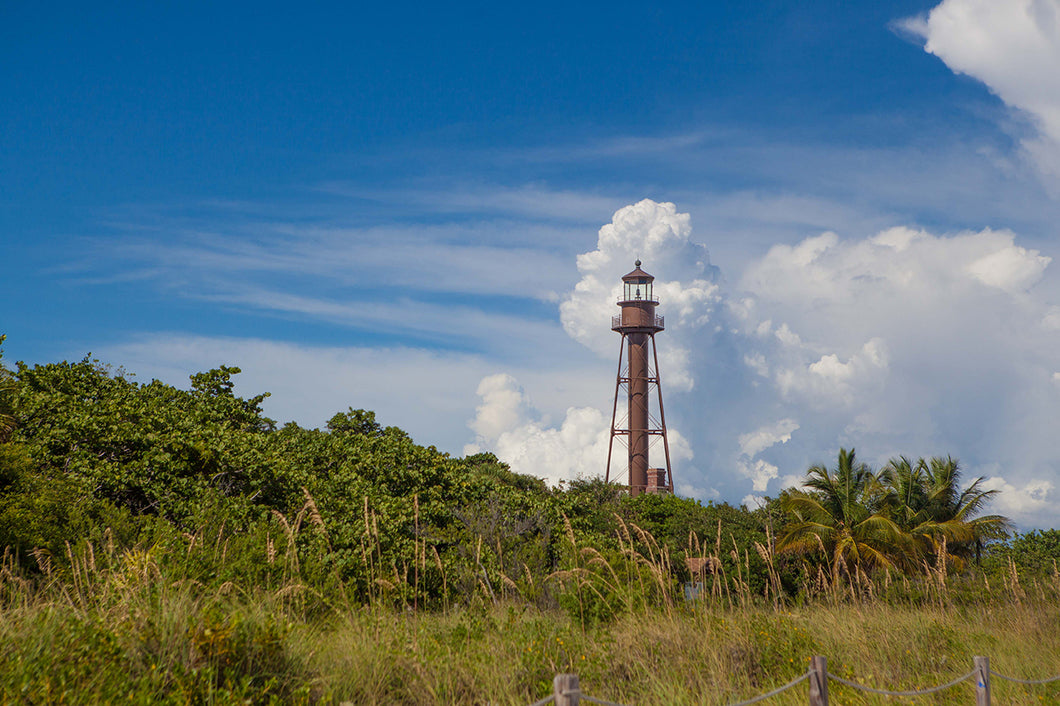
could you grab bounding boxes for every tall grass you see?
[1,508,1058,704]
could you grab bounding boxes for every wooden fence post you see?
[809,656,828,706]
[554,673,580,706]
[974,656,991,706]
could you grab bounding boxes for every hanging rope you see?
[553,670,810,706]
[579,693,630,706]
[723,670,812,706]
[527,695,555,706]
[827,669,977,696]
[529,662,1060,706]
[991,669,1060,685]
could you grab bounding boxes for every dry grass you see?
[1,517,1059,704]
[282,597,1060,705]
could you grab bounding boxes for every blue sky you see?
[4,0,1060,526]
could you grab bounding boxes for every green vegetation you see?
[777,448,1010,578]
[0,339,1058,704]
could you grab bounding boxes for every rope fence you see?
[990,669,1060,685]
[724,670,810,706]
[534,655,1060,706]
[826,668,977,696]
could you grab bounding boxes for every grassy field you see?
[1,541,1058,705]
[6,359,1058,703]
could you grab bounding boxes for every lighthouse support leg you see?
[650,333,674,493]
[605,334,626,484]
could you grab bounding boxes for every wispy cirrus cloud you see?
[317,182,626,224]
[71,185,614,354]
[190,285,571,357]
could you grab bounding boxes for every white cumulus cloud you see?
[464,371,693,486]
[738,458,781,493]
[738,419,800,458]
[467,374,536,442]
[559,199,721,390]
[982,476,1057,518]
[469,199,1060,527]
[903,0,1060,180]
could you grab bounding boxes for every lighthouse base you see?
[645,468,670,495]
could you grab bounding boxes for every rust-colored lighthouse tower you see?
[606,261,674,496]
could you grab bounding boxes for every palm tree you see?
[880,455,1009,570]
[878,456,926,525]
[777,448,906,578]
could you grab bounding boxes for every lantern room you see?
[620,260,657,303]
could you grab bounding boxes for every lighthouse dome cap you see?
[621,260,654,281]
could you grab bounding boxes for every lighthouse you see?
[605,261,674,496]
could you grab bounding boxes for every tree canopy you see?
[778,448,1011,577]
[0,342,1035,615]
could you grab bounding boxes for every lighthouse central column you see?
[627,331,649,495]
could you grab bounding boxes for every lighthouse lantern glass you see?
[624,278,651,302]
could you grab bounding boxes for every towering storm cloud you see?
[470,201,1060,527]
